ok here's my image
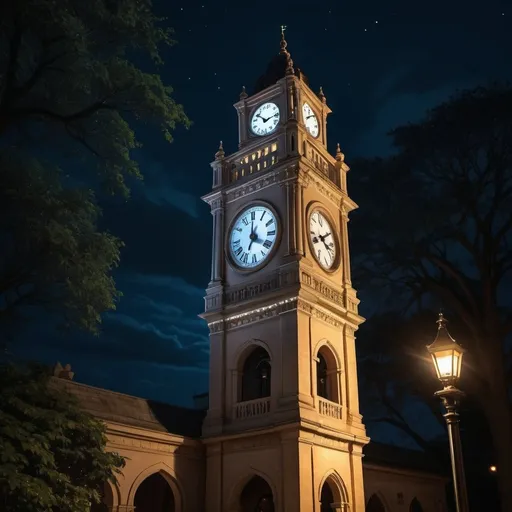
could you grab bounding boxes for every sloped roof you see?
[253,53,308,94]
[52,378,204,438]
[363,441,446,476]
[52,378,445,476]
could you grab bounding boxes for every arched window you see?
[410,498,424,512]
[316,345,340,403]
[317,353,329,399]
[366,493,386,512]
[134,473,175,512]
[241,346,271,402]
[240,475,275,512]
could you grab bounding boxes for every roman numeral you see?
[263,240,272,249]
[251,211,255,221]
[242,217,249,226]
[261,250,266,256]
[265,219,274,227]
[252,254,257,264]
[242,252,248,264]
[235,247,243,256]
[318,216,323,226]
[260,211,266,221]
[233,239,240,246]
[317,249,321,259]
[267,230,276,236]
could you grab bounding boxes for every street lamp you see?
[427,312,470,512]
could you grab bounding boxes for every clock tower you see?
[201,29,369,512]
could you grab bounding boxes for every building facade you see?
[57,31,448,512]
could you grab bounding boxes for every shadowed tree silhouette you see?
[351,84,512,512]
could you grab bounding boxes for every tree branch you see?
[1,22,23,105]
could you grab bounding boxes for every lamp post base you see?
[436,386,470,512]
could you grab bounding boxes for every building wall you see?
[363,464,447,512]
[103,421,205,512]
[100,419,447,512]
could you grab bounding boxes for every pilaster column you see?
[296,175,307,256]
[340,207,352,285]
[210,198,225,284]
[285,182,297,255]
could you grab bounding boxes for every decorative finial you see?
[215,141,225,160]
[335,143,344,161]
[437,310,447,330]
[318,86,326,104]
[279,25,295,76]
[239,86,248,100]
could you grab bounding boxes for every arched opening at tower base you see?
[240,475,275,512]
[134,472,175,512]
[320,481,335,511]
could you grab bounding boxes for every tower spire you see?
[279,25,294,76]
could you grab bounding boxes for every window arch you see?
[318,472,349,512]
[366,493,386,512]
[316,343,340,403]
[409,498,424,512]
[240,475,275,512]
[239,346,271,402]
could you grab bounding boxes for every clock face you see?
[250,102,280,136]
[303,102,319,137]
[309,209,337,270]
[229,205,279,270]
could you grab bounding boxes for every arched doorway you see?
[320,481,335,512]
[134,472,175,512]
[319,474,348,512]
[240,346,271,402]
[240,475,275,512]
[409,497,424,512]
[366,493,386,512]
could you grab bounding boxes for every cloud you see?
[135,160,200,218]
[125,273,205,298]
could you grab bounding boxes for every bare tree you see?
[351,85,512,512]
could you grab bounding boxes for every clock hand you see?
[248,222,257,251]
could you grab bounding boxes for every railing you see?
[305,143,340,188]
[234,397,271,420]
[230,143,278,183]
[318,398,342,420]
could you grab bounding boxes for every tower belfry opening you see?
[201,27,369,511]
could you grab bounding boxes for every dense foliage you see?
[0,363,125,511]
[0,0,189,337]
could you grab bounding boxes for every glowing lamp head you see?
[489,465,497,473]
[427,313,465,386]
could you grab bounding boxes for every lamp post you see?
[427,312,470,512]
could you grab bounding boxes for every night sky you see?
[15,0,512,443]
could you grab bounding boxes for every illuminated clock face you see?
[250,102,280,136]
[229,205,279,269]
[309,209,337,270]
[303,102,319,137]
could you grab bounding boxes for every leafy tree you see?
[351,85,512,512]
[0,363,125,511]
[0,152,123,339]
[0,0,189,337]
